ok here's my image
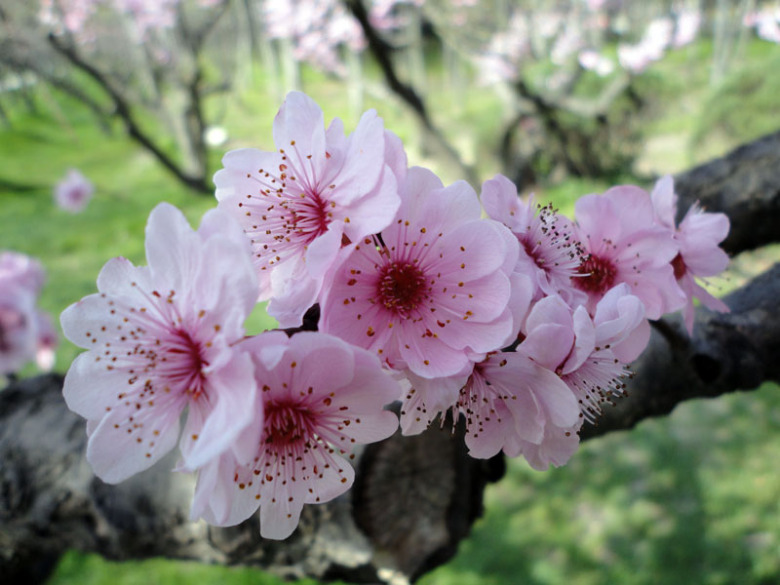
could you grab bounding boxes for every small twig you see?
[344,0,479,185]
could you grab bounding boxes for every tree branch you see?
[344,0,479,186]
[581,262,780,440]
[46,34,212,195]
[673,130,780,255]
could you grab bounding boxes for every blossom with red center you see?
[651,175,730,333]
[190,331,399,540]
[61,203,261,483]
[572,185,686,319]
[214,91,403,327]
[319,166,519,380]
[481,173,584,305]
[54,168,94,213]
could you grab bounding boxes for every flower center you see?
[143,327,207,399]
[377,260,430,318]
[575,254,617,295]
[284,192,331,243]
[671,253,687,280]
[264,401,312,448]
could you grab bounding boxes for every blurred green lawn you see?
[1,39,779,585]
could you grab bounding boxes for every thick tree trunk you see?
[2,131,780,584]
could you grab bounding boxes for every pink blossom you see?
[60,203,260,483]
[39,0,99,38]
[745,8,780,44]
[54,168,94,213]
[113,0,179,36]
[591,284,650,364]
[618,16,674,73]
[617,43,655,74]
[457,350,580,460]
[319,166,518,380]
[0,251,50,376]
[511,289,645,469]
[475,13,530,84]
[0,285,39,377]
[578,50,615,76]
[514,421,582,470]
[215,91,402,327]
[399,369,471,436]
[520,289,645,423]
[262,0,365,74]
[0,251,45,294]
[673,9,701,48]
[481,173,584,306]
[572,185,685,319]
[651,175,730,332]
[190,331,399,540]
[551,25,583,66]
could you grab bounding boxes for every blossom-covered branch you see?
[2,259,778,583]
[56,91,731,540]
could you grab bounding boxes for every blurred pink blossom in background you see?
[0,251,57,376]
[54,168,94,213]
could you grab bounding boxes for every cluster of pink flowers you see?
[1,252,58,377]
[61,91,730,540]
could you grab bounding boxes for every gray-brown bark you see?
[0,374,499,584]
[2,131,780,584]
[674,129,780,255]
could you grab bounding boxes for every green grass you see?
[420,382,780,585]
[47,551,322,585]
[1,35,779,585]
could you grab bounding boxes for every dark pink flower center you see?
[283,191,331,243]
[264,401,313,448]
[155,328,207,399]
[671,253,687,280]
[575,254,617,295]
[377,261,430,318]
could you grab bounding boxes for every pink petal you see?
[603,185,656,231]
[327,109,385,205]
[650,174,677,228]
[340,166,400,239]
[62,352,124,420]
[434,220,516,283]
[144,203,200,290]
[259,489,305,540]
[273,92,327,178]
[86,404,181,484]
[181,352,259,470]
[397,322,473,377]
[191,454,259,526]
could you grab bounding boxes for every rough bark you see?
[2,132,780,584]
[674,129,780,255]
[579,262,780,440]
[0,374,500,585]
